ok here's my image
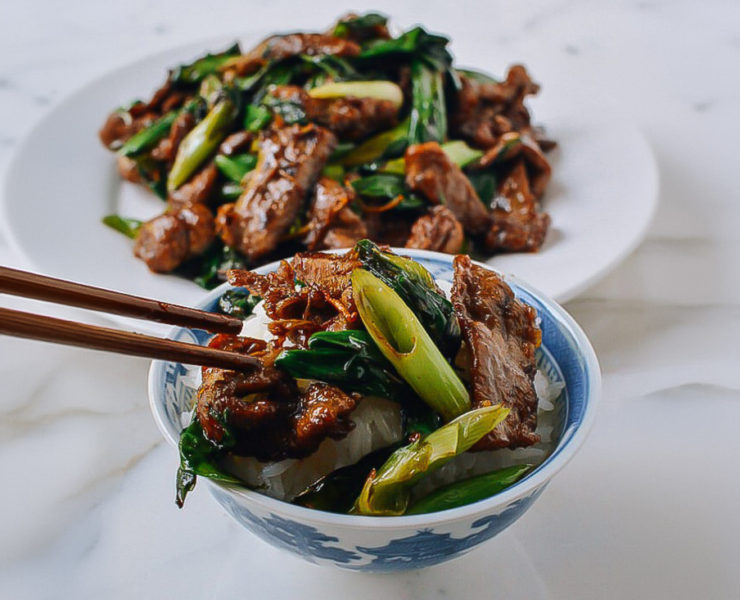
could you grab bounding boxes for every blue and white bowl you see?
[148,249,600,572]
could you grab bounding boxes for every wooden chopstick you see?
[0,306,260,371]
[0,266,242,334]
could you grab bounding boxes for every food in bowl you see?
[173,240,564,516]
[99,12,555,289]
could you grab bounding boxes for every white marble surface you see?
[1,1,739,598]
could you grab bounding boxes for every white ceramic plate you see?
[1,35,658,329]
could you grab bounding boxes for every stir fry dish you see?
[99,13,555,289]
[175,241,560,515]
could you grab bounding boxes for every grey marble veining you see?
[0,1,738,598]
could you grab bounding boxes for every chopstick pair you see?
[0,266,259,371]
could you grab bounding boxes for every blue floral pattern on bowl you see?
[148,250,600,572]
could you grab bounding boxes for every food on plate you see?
[174,241,563,515]
[100,13,555,289]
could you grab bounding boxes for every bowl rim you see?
[148,248,601,528]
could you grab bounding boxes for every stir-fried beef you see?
[98,80,187,149]
[168,163,219,207]
[451,255,541,449]
[116,156,141,183]
[224,33,361,76]
[405,142,490,235]
[270,86,399,140]
[219,130,254,156]
[452,65,540,150]
[197,335,359,460]
[216,123,336,262]
[304,177,367,250]
[485,161,550,253]
[134,204,215,272]
[405,206,465,254]
[151,110,196,163]
[476,133,552,198]
[227,251,360,346]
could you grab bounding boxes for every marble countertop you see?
[1,1,738,598]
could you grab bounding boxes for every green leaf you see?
[218,289,260,319]
[275,329,410,402]
[170,43,241,85]
[294,444,398,513]
[176,417,241,508]
[467,171,498,206]
[102,215,142,239]
[221,181,244,200]
[214,153,257,182]
[244,104,272,132]
[352,269,470,421]
[457,68,499,84]
[407,464,532,514]
[177,241,247,289]
[359,26,452,67]
[352,405,511,515]
[117,110,178,157]
[333,12,388,39]
[262,92,307,124]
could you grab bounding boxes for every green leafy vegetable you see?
[218,289,260,319]
[381,140,483,174]
[244,104,272,132]
[102,215,142,239]
[214,153,257,182]
[117,110,178,157]
[293,444,398,513]
[168,98,237,192]
[275,330,410,402]
[302,55,363,86]
[355,239,461,358]
[351,173,425,211]
[176,417,241,508]
[352,268,469,421]
[170,43,241,85]
[262,92,307,124]
[333,12,388,40]
[408,58,447,145]
[178,241,247,289]
[467,171,498,206]
[352,405,511,515]
[407,464,532,514]
[359,26,452,68]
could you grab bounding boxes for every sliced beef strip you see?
[224,33,360,76]
[134,203,215,273]
[116,156,141,183]
[485,160,550,253]
[215,123,336,262]
[219,130,254,156]
[451,254,541,449]
[405,142,490,235]
[227,250,360,347]
[304,177,367,250]
[451,65,540,150]
[168,163,219,208]
[151,110,196,164]
[197,335,359,461]
[99,80,188,150]
[475,132,552,199]
[405,206,465,254]
[270,85,399,141]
